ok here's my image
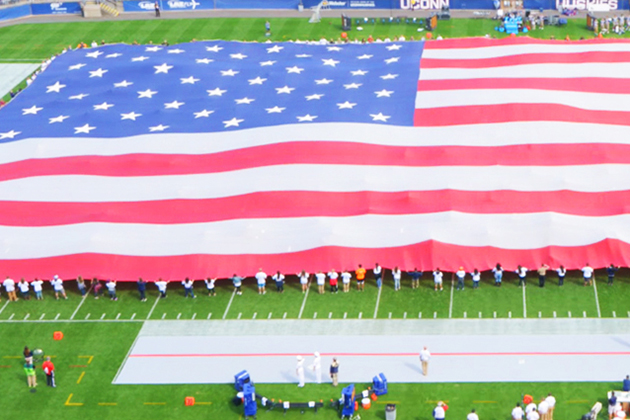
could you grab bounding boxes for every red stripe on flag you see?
[421,52,630,68]
[417,78,630,94]
[422,37,630,49]
[0,190,629,226]
[2,238,629,279]
[414,103,630,127]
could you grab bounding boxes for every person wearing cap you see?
[467,408,479,420]
[51,275,67,300]
[512,402,524,420]
[456,267,466,290]
[420,346,431,376]
[310,352,322,384]
[545,393,556,420]
[330,357,339,387]
[296,356,305,387]
[433,401,446,420]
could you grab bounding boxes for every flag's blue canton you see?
[0,41,424,141]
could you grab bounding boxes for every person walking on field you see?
[355,265,366,291]
[433,401,447,420]
[330,357,339,386]
[298,270,310,293]
[420,346,431,376]
[467,409,479,420]
[537,264,550,288]
[42,356,56,387]
[432,268,443,291]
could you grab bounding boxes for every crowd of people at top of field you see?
[0,263,623,303]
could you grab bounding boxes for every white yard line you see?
[448,277,455,319]
[0,300,9,316]
[297,283,311,319]
[70,286,92,320]
[373,286,383,319]
[522,283,527,318]
[222,290,236,320]
[593,275,602,318]
[146,295,160,320]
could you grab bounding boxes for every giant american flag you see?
[1,37,629,280]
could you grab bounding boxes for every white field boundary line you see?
[593,274,602,318]
[112,321,144,384]
[70,285,93,320]
[0,300,9,316]
[146,295,161,320]
[297,282,311,319]
[0,58,45,62]
[222,289,236,320]
[448,274,454,319]
[373,285,382,319]
[522,282,527,319]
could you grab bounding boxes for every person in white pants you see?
[296,356,305,387]
[310,352,322,384]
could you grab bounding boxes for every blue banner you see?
[302,0,398,8]
[215,0,299,8]
[123,1,156,11]
[31,2,82,15]
[124,0,213,11]
[0,4,30,21]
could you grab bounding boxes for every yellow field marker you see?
[76,371,85,384]
[3,356,22,359]
[98,403,117,406]
[144,402,167,405]
[195,402,213,405]
[78,355,94,365]
[566,400,590,404]
[65,393,84,406]
[473,401,498,404]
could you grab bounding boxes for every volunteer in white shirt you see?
[272,271,285,293]
[341,270,352,293]
[392,267,402,291]
[467,409,479,420]
[298,270,310,293]
[516,265,528,286]
[432,269,443,291]
[420,346,431,376]
[255,269,267,295]
[205,278,216,296]
[32,278,44,300]
[315,271,326,294]
[3,277,17,301]
[456,267,466,290]
[106,280,118,301]
[582,263,594,286]
[296,356,305,387]
[545,394,556,420]
[374,263,383,288]
[512,402,524,420]
[471,269,481,289]
[309,351,322,384]
[526,409,539,420]
[155,278,168,298]
[525,402,537,415]
[51,275,67,300]
[537,399,549,420]
[17,279,30,300]
[556,266,566,286]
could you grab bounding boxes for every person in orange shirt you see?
[355,264,366,291]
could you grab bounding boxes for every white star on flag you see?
[194,109,214,118]
[315,78,333,85]
[265,106,285,113]
[206,45,223,52]
[22,105,43,115]
[375,89,394,97]
[267,45,283,53]
[146,46,162,52]
[121,112,142,121]
[230,53,247,59]
[180,76,200,84]
[69,94,89,100]
[85,50,103,58]
[221,69,239,76]
[49,115,69,124]
[132,56,149,62]
[297,114,317,122]
[68,63,86,70]
[343,83,362,89]
[385,57,400,64]
[154,63,173,74]
[248,77,267,85]
[296,54,312,58]
[74,123,96,134]
[0,130,21,139]
[106,53,122,58]
[168,49,185,54]
[386,44,403,51]
[286,66,304,74]
[114,80,133,88]
[223,117,244,128]
[260,60,276,66]
[46,81,66,93]
[370,113,390,122]
[350,70,368,76]
[164,101,184,109]
[93,102,114,110]
[337,101,357,109]
[305,94,324,100]
[149,124,169,132]
[235,97,255,105]
[381,73,398,80]
[327,46,343,51]
[322,58,340,67]
[138,89,157,98]
[207,88,227,96]
[276,86,295,94]
[89,68,108,78]
[357,54,373,59]
[196,58,213,64]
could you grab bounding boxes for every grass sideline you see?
[2,16,630,102]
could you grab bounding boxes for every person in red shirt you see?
[42,356,56,387]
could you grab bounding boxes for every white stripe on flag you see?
[419,63,630,80]
[422,43,630,59]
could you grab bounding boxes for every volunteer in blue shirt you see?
[623,375,630,392]
[137,278,147,301]
[607,264,620,285]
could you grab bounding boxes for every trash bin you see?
[385,403,396,420]
[298,3,304,11]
